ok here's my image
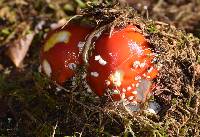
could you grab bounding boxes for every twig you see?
[61,15,83,29]
[53,81,78,93]
[128,122,136,137]
[123,102,134,117]
[53,82,70,92]
[79,124,87,137]
[51,121,58,137]
[82,25,108,65]
[155,21,169,26]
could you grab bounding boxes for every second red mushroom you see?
[87,25,158,105]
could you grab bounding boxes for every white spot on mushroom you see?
[99,59,107,66]
[139,61,146,68]
[133,61,140,68]
[136,83,139,88]
[91,72,99,77]
[128,96,134,100]
[109,71,123,87]
[105,80,111,86]
[95,55,107,66]
[121,93,126,99]
[68,63,77,70]
[147,67,154,73]
[95,55,101,61]
[147,76,151,79]
[122,88,126,92]
[127,86,132,91]
[135,76,141,81]
[143,73,147,77]
[132,91,137,95]
[42,59,52,77]
[113,90,120,94]
[133,60,146,68]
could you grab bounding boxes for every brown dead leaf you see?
[7,32,35,68]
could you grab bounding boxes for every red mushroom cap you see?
[87,25,158,103]
[41,24,93,84]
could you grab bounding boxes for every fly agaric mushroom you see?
[87,25,158,105]
[40,23,93,83]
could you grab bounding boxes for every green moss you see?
[147,23,158,34]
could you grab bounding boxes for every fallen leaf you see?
[7,32,35,68]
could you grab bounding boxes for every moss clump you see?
[78,1,200,136]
